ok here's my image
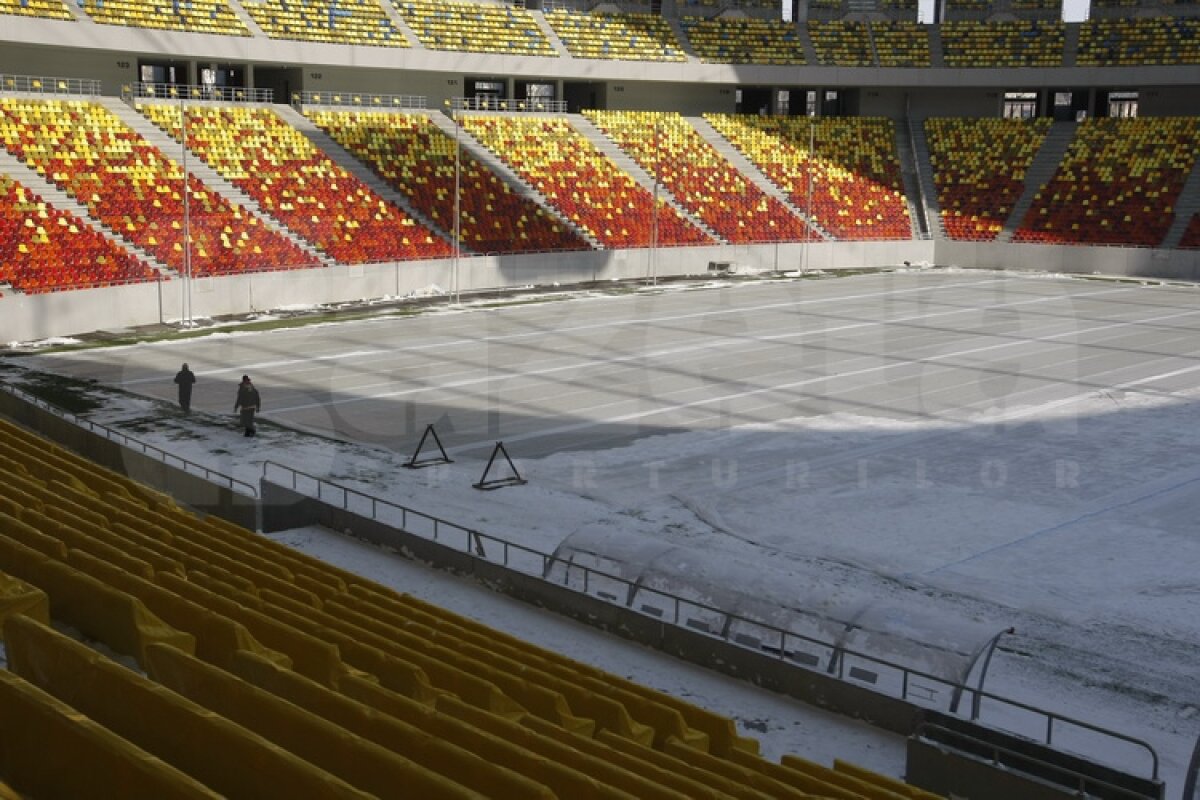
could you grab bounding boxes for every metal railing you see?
[915,721,1160,800]
[292,90,426,110]
[449,96,568,113]
[262,458,1159,783]
[0,74,101,97]
[122,82,274,104]
[1,382,257,497]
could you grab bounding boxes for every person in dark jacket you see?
[173,363,196,412]
[234,375,261,437]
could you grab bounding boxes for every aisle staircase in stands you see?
[997,120,1075,242]
[272,103,456,253]
[687,114,833,241]
[106,98,334,268]
[571,112,724,243]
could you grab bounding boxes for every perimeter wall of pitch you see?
[5,240,1200,344]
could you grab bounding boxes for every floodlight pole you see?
[453,103,462,305]
[804,116,814,277]
[180,92,193,328]
[649,113,660,287]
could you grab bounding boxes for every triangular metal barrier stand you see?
[473,441,527,490]
[403,423,454,469]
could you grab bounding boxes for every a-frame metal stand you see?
[473,441,527,490]
[403,423,454,469]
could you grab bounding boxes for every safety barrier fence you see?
[262,458,1160,785]
[292,90,427,109]
[122,82,275,104]
[0,382,256,498]
[449,96,568,113]
[0,74,101,96]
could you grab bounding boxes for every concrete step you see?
[799,21,820,66]
[570,112,724,243]
[1162,155,1200,249]
[0,148,171,275]
[687,114,833,242]
[426,110,600,248]
[273,103,455,251]
[223,0,267,38]
[904,117,943,239]
[997,120,1075,243]
[928,22,945,68]
[529,10,572,57]
[1063,21,1080,68]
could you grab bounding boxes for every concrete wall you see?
[936,240,1200,281]
[1,17,1196,103]
[12,238,1200,344]
[0,241,935,343]
[0,390,257,529]
[260,478,925,735]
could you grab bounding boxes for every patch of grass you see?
[20,372,105,415]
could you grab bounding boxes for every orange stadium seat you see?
[1181,214,1200,249]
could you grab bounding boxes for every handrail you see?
[914,721,1160,799]
[1,382,257,498]
[261,458,1159,782]
[450,96,569,113]
[0,74,101,97]
[292,90,426,110]
[122,82,274,104]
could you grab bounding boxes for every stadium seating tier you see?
[546,10,686,61]
[586,109,813,244]
[0,174,156,292]
[706,114,911,240]
[1015,117,1200,247]
[0,99,313,278]
[395,0,555,55]
[307,109,590,254]
[139,103,452,264]
[925,117,1051,241]
[461,114,712,248]
[0,414,941,798]
[82,0,250,36]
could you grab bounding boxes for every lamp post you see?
[179,90,194,328]
[803,116,815,277]
[648,113,660,287]
[444,98,462,306]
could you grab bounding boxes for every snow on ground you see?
[5,272,1200,792]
